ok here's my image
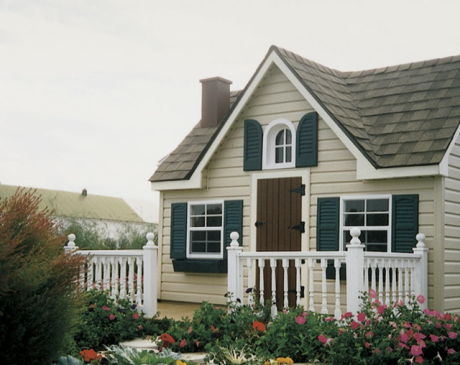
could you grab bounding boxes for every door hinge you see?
[254,221,265,228]
[289,184,305,196]
[288,221,305,233]
[288,286,305,298]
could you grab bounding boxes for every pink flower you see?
[102,305,110,311]
[399,343,409,350]
[325,316,334,322]
[415,356,424,364]
[302,311,309,317]
[365,331,374,339]
[365,319,371,326]
[133,313,139,319]
[372,349,381,354]
[389,321,397,328]
[194,340,199,347]
[405,322,412,329]
[400,332,409,343]
[357,312,365,322]
[429,334,439,342]
[296,315,306,325]
[350,321,359,330]
[414,333,426,342]
[180,339,187,348]
[436,322,442,329]
[377,305,386,315]
[138,325,143,330]
[318,335,327,344]
[338,328,345,336]
[188,326,193,333]
[343,312,353,318]
[365,342,370,348]
[386,347,393,353]
[445,323,453,330]
[411,345,423,357]
[447,348,456,355]
[369,289,377,298]
[424,308,433,316]
[444,313,452,320]
[109,314,115,321]
[417,295,425,304]
[448,332,458,339]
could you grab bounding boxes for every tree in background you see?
[0,188,86,365]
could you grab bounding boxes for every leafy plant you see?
[72,289,160,352]
[0,188,86,365]
[104,345,194,365]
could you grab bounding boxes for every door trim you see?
[250,169,310,253]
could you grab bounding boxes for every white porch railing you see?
[227,228,428,317]
[64,233,158,317]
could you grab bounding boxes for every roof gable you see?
[151,46,460,189]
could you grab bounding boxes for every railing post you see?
[64,233,79,253]
[346,227,365,315]
[413,233,428,309]
[227,231,243,305]
[142,232,158,318]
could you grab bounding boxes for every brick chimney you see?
[199,77,232,128]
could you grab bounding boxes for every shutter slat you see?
[392,195,419,253]
[244,119,263,171]
[296,112,318,167]
[316,197,340,251]
[224,200,243,259]
[170,203,187,259]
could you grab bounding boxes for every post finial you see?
[230,231,239,247]
[67,233,76,247]
[145,232,155,247]
[416,233,426,248]
[350,227,361,245]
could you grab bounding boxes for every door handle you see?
[255,221,265,228]
[288,222,305,233]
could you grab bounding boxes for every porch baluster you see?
[87,259,93,291]
[397,260,403,303]
[282,258,289,309]
[270,259,277,313]
[404,261,410,305]
[295,258,301,307]
[370,259,376,292]
[391,264,397,303]
[111,257,118,297]
[384,261,390,306]
[95,257,101,290]
[334,258,341,319]
[363,259,369,291]
[258,259,265,305]
[320,258,328,314]
[378,259,384,304]
[120,257,127,298]
[128,257,135,301]
[136,257,143,304]
[247,258,254,306]
[308,258,315,312]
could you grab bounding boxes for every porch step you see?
[119,338,207,364]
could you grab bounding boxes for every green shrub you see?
[72,289,160,352]
[0,188,86,365]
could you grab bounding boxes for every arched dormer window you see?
[263,119,296,170]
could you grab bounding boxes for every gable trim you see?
[439,122,460,176]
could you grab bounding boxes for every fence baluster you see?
[308,258,315,312]
[384,261,390,306]
[321,259,328,314]
[295,258,301,307]
[334,258,341,319]
[282,259,289,309]
[258,259,265,306]
[404,261,410,305]
[247,258,253,307]
[378,259,384,303]
[270,259,277,312]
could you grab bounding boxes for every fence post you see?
[346,227,365,315]
[413,233,428,309]
[143,232,158,318]
[64,233,79,253]
[227,231,243,305]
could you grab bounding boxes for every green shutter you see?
[170,203,187,259]
[296,112,318,167]
[392,195,419,253]
[244,119,263,171]
[316,197,340,251]
[224,200,243,259]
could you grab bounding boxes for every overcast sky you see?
[1,0,460,205]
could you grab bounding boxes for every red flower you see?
[357,312,365,322]
[365,342,370,348]
[252,321,266,331]
[447,348,456,355]
[325,316,334,322]
[133,313,139,320]
[102,305,110,311]
[415,356,424,364]
[365,331,374,339]
[158,333,175,351]
[79,349,102,363]
[411,345,423,357]
[377,305,385,315]
[369,289,377,299]
[180,339,187,348]
[296,316,306,325]
[429,334,439,342]
[109,314,115,321]
[350,321,359,330]
[318,335,327,344]
[417,295,425,304]
[138,325,143,330]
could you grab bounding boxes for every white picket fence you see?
[64,233,158,317]
[227,228,428,317]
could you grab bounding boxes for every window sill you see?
[172,259,228,274]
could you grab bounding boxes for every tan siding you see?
[444,134,460,312]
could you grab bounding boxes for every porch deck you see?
[156,300,222,321]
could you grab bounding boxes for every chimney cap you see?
[199,76,232,85]
[82,188,87,197]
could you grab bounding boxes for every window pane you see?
[207,231,221,241]
[207,204,222,215]
[343,230,352,246]
[191,242,206,253]
[367,199,389,212]
[191,231,206,241]
[367,231,387,244]
[344,200,364,213]
[366,244,387,252]
[191,217,205,227]
[275,147,284,163]
[191,204,205,215]
[276,130,284,145]
[286,146,292,162]
[344,214,364,226]
[286,129,292,144]
[207,216,222,227]
[367,214,389,226]
[207,242,221,253]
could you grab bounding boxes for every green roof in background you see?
[0,185,144,223]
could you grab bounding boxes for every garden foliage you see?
[0,188,86,365]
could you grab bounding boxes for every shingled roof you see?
[150,46,460,182]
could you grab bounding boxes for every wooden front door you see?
[256,177,303,309]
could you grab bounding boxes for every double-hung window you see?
[187,201,223,259]
[340,195,391,252]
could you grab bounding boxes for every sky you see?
[1,0,460,207]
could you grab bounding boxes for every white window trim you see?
[186,200,224,259]
[339,195,392,253]
[262,119,296,170]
